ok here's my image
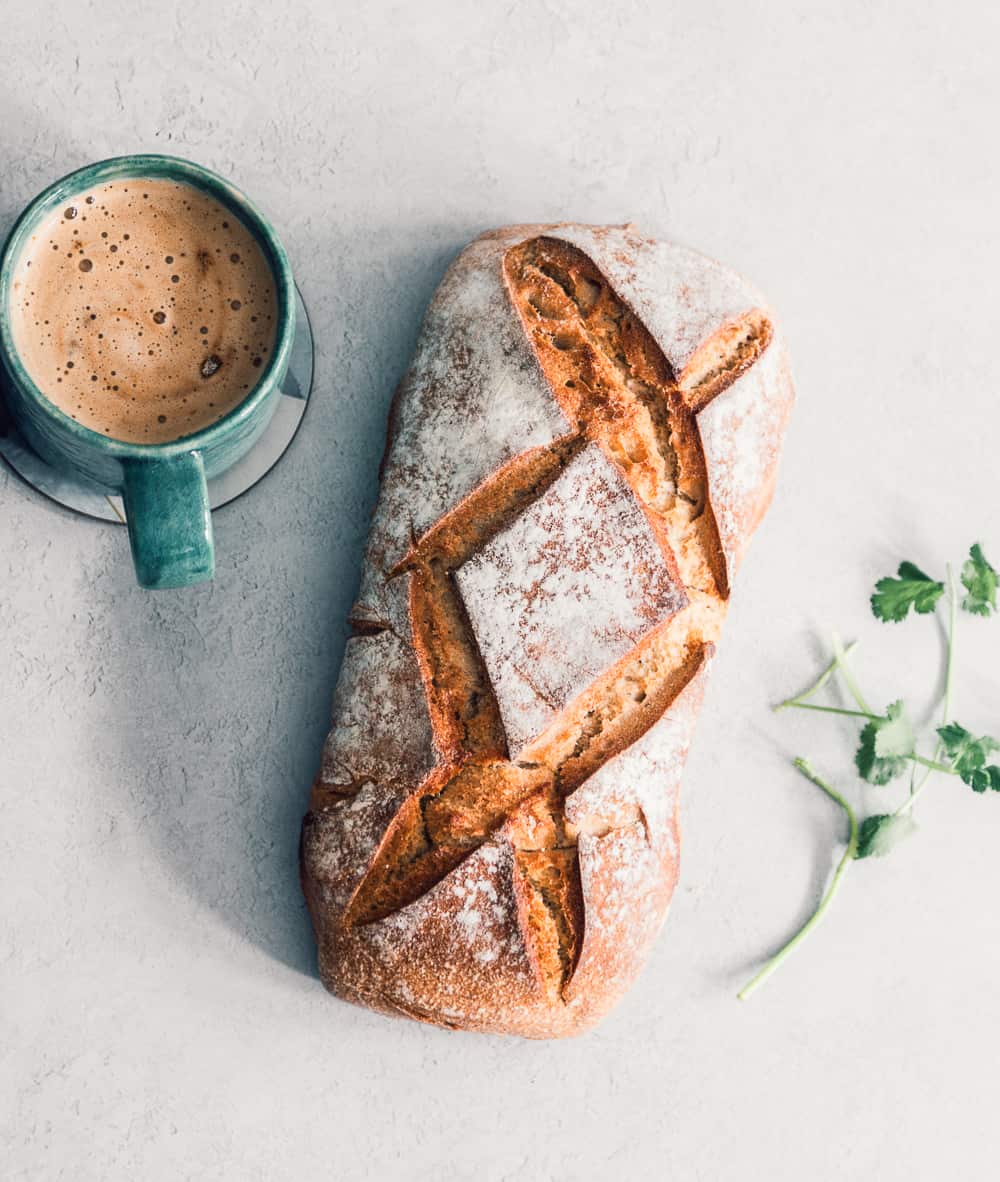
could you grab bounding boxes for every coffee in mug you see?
[8,178,277,444]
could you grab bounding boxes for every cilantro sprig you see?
[739,543,998,1001]
[936,723,1000,792]
[855,700,913,784]
[871,562,944,622]
[961,544,998,617]
[855,811,918,859]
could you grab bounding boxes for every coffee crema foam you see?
[10,178,278,444]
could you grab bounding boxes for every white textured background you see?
[3,2,1000,1179]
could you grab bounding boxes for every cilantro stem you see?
[943,562,957,724]
[897,565,959,816]
[774,641,859,711]
[906,755,953,774]
[779,702,877,720]
[737,758,858,1001]
[831,632,874,715]
[895,791,921,816]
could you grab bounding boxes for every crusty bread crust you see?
[301,224,794,1038]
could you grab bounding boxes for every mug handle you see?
[121,452,215,589]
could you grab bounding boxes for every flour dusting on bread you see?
[301,223,793,1038]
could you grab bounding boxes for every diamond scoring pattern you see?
[456,443,685,754]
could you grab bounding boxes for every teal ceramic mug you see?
[0,154,295,589]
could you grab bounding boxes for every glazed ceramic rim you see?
[0,153,296,460]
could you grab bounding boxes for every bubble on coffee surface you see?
[9,178,278,444]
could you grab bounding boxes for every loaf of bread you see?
[301,224,793,1038]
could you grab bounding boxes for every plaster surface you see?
[3,3,999,1178]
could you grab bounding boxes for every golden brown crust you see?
[301,223,794,1038]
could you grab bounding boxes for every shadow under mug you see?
[0,154,296,589]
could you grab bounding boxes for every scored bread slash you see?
[300,222,794,1038]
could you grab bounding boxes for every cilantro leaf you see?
[855,813,918,859]
[964,765,1000,793]
[871,562,944,622]
[873,701,915,760]
[856,701,913,784]
[961,543,998,617]
[937,722,1000,791]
